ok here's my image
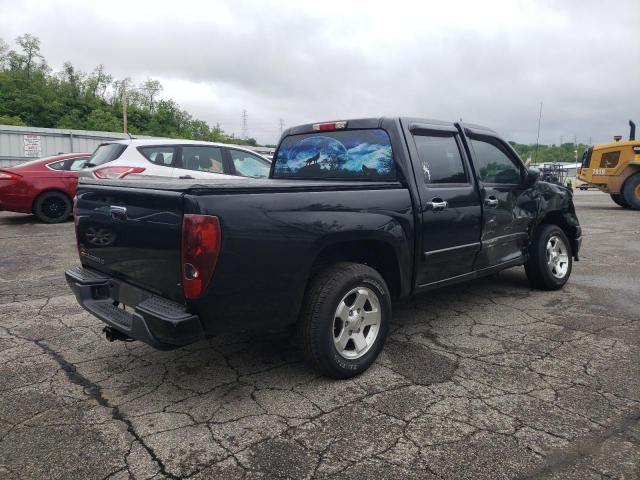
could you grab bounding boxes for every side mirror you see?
[524,167,540,186]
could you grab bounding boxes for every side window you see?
[229,150,270,177]
[413,133,467,184]
[599,151,620,169]
[138,146,176,167]
[47,160,67,171]
[68,157,90,171]
[181,146,225,173]
[470,138,522,184]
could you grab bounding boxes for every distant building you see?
[0,124,275,167]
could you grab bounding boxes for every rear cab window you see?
[273,129,395,180]
[87,143,127,167]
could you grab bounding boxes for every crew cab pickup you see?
[66,118,582,378]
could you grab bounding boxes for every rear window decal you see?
[273,129,394,179]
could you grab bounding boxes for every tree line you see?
[509,141,588,165]
[0,34,258,146]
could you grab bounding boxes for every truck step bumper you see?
[65,266,204,350]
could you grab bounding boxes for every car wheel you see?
[525,224,572,290]
[610,193,629,208]
[33,192,72,223]
[622,173,640,210]
[298,262,391,379]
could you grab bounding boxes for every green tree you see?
[0,114,26,126]
[14,34,45,75]
[0,33,266,145]
[85,109,122,132]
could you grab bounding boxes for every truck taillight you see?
[181,214,221,300]
[93,166,145,179]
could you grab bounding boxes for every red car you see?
[0,152,91,223]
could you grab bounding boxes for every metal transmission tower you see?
[279,118,285,136]
[241,110,248,140]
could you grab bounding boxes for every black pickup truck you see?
[66,117,581,378]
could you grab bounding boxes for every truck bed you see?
[79,177,403,193]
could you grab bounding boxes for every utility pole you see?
[279,118,284,136]
[122,79,128,134]
[241,109,248,140]
[533,101,543,165]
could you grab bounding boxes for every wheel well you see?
[31,189,72,213]
[311,240,401,297]
[538,211,576,243]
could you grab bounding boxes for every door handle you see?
[485,196,499,208]
[110,205,127,221]
[178,175,194,179]
[428,198,448,212]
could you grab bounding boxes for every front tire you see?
[622,173,640,210]
[610,193,629,208]
[33,192,72,223]
[525,224,572,290]
[298,262,391,379]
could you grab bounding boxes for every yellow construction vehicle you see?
[577,120,640,209]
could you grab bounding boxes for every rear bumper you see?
[0,191,32,213]
[65,266,203,350]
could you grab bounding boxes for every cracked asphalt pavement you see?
[0,190,638,479]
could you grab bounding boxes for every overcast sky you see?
[1,0,639,145]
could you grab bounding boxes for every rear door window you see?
[413,133,468,184]
[47,160,67,171]
[229,149,271,177]
[181,146,226,173]
[273,129,395,180]
[138,146,177,167]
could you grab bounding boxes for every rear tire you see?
[33,192,72,223]
[298,262,391,379]
[621,173,640,210]
[525,224,572,290]
[610,193,629,208]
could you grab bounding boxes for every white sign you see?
[24,135,42,157]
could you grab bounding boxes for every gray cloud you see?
[1,0,639,145]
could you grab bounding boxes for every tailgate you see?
[76,185,184,302]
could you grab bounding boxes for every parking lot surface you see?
[0,190,638,479]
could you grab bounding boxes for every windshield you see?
[273,129,395,180]
[87,143,127,167]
